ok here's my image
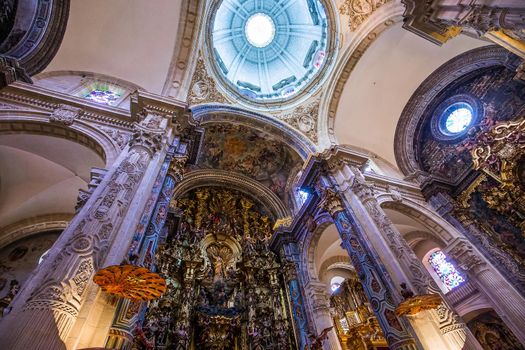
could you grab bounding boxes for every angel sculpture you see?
[306,326,333,350]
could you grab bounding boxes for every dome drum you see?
[207,0,334,104]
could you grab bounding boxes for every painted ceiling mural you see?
[0,231,60,300]
[197,124,302,200]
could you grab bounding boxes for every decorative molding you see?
[1,0,70,76]
[187,55,229,105]
[279,98,320,143]
[49,104,83,126]
[172,169,290,219]
[0,56,31,88]
[0,214,72,249]
[162,0,201,98]
[394,45,515,177]
[340,0,392,31]
[0,119,108,162]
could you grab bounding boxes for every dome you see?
[210,0,329,102]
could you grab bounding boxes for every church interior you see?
[0,1,525,349]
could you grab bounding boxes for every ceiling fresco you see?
[197,124,302,200]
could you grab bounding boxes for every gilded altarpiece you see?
[136,187,295,349]
[417,65,525,286]
[330,279,388,350]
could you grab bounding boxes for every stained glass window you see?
[85,89,121,105]
[428,250,465,291]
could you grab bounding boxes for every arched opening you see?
[310,223,388,350]
[0,230,62,315]
[0,133,105,236]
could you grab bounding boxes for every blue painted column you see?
[321,189,420,350]
[281,242,310,350]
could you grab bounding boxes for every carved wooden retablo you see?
[93,265,166,302]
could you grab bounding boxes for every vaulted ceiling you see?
[44,0,184,93]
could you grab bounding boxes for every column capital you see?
[319,188,345,217]
[167,155,188,181]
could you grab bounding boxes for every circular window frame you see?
[430,94,482,142]
[204,0,338,108]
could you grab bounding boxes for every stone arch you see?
[319,1,404,147]
[301,212,338,284]
[190,104,316,159]
[393,45,515,176]
[0,214,72,249]
[0,112,121,165]
[1,0,70,75]
[318,255,354,283]
[378,196,462,245]
[173,169,290,220]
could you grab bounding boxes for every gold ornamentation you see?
[93,265,167,302]
[273,216,293,231]
[468,118,525,231]
[395,294,442,317]
[320,188,344,217]
[340,0,391,31]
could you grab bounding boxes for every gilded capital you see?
[320,188,345,217]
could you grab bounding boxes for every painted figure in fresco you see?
[0,279,19,317]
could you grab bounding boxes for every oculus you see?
[442,102,474,134]
[245,13,276,48]
[209,0,330,102]
[430,94,482,141]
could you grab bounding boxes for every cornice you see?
[0,82,134,129]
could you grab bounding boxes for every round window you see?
[441,102,474,135]
[430,95,481,141]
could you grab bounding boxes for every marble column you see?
[320,188,420,350]
[328,164,482,350]
[446,238,525,345]
[0,114,172,349]
[304,281,342,350]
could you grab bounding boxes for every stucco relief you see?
[340,0,392,31]
[187,55,229,105]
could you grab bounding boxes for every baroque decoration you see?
[187,55,229,105]
[196,124,302,200]
[401,48,525,294]
[330,278,388,350]
[136,187,294,349]
[339,0,391,31]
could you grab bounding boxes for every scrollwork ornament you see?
[340,0,391,31]
[49,104,83,126]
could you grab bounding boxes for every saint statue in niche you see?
[206,243,234,282]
